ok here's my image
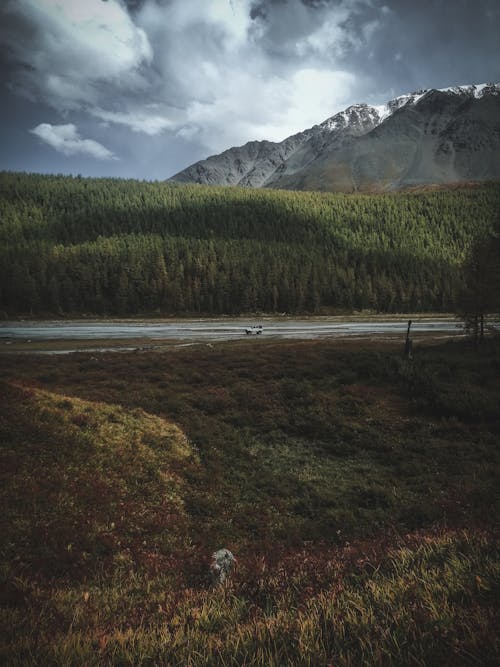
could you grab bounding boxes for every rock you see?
[210,548,236,586]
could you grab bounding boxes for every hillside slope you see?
[169,83,500,192]
[1,172,499,316]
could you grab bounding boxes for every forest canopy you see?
[1,172,499,316]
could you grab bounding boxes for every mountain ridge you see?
[169,82,500,192]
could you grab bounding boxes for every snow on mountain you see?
[439,83,499,98]
[169,83,500,192]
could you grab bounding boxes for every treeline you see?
[1,172,499,316]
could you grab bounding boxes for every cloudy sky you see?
[0,0,499,180]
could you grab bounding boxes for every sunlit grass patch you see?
[1,529,498,666]
[0,381,197,582]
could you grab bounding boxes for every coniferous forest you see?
[1,171,499,316]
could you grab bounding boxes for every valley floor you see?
[1,337,499,665]
[0,314,464,354]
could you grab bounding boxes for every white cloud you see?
[129,0,363,150]
[4,0,152,108]
[4,0,388,167]
[296,11,355,58]
[91,108,174,136]
[30,123,117,160]
[155,0,252,48]
[180,67,356,152]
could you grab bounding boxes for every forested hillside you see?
[1,172,499,316]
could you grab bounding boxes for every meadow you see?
[1,336,499,665]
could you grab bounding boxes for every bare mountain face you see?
[169,83,500,192]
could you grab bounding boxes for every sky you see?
[0,0,499,181]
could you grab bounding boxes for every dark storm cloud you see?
[0,0,499,180]
[338,0,500,100]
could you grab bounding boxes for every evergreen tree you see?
[458,218,500,342]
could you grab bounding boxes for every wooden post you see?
[404,319,413,359]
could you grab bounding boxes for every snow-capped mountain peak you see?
[315,83,500,139]
[169,82,500,192]
[320,103,384,133]
[383,82,500,113]
[438,82,500,98]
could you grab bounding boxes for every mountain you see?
[169,83,500,192]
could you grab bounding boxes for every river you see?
[0,316,464,353]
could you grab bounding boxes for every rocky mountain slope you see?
[169,83,500,192]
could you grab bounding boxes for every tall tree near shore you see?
[459,217,500,342]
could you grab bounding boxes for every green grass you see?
[1,337,499,664]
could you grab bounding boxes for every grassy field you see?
[1,337,499,665]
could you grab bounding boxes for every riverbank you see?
[0,315,464,354]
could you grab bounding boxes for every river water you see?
[0,317,463,350]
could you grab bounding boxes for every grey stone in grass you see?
[210,548,236,586]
